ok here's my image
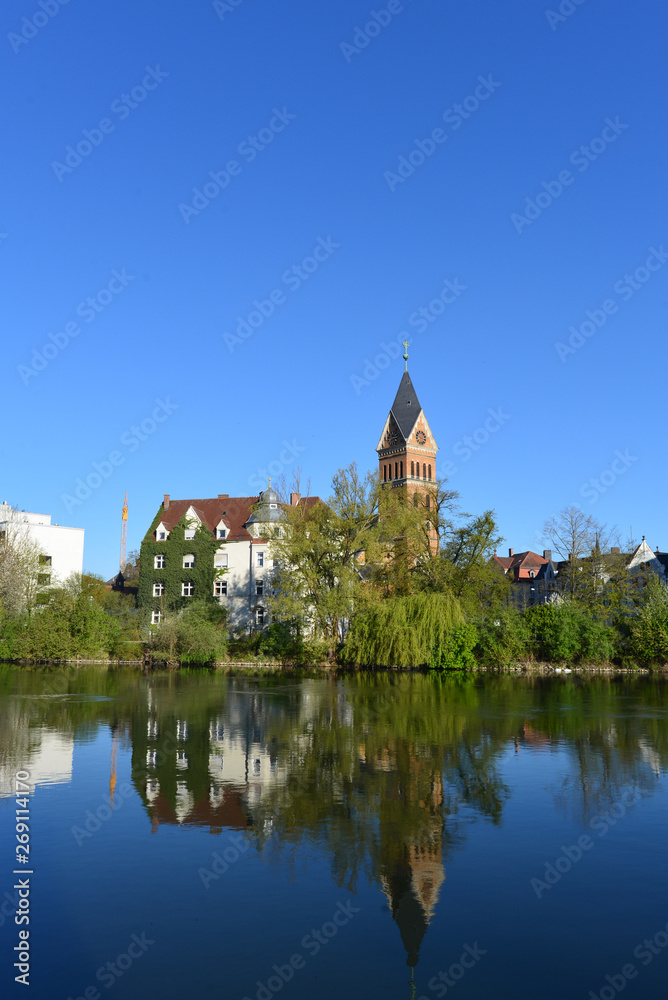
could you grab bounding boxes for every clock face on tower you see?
[387,431,398,445]
[415,430,426,445]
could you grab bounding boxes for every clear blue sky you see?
[2,0,666,575]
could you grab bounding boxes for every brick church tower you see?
[376,347,439,550]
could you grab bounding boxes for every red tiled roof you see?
[155,494,320,543]
[493,550,550,581]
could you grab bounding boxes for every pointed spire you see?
[402,339,409,372]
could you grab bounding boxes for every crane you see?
[120,490,128,572]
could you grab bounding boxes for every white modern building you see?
[0,502,85,587]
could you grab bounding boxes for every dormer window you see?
[218,528,226,539]
[158,531,166,540]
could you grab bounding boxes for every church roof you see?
[390,371,422,441]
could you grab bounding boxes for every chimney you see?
[290,492,301,506]
[218,494,229,499]
[163,494,170,510]
[508,548,513,557]
[543,549,552,562]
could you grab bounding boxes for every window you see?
[423,463,427,478]
[256,580,264,596]
[39,554,52,566]
[395,462,398,478]
[177,720,189,740]
[529,570,535,579]
[416,464,420,479]
[428,464,432,479]
[425,494,430,509]
[400,461,403,478]
[214,580,227,596]
[151,610,162,625]
[158,532,166,540]
[426,521,432,533]
[182,582,194,597]
[383,465,387,482]
[256,608,266,626]
[176,751,189,770]
[147,720,159,739]
[411,461,415,476]
[257,551,264,567]
[184,528,196,540]
[183,554,195,568]
[153,583,164,597]
[154,554,166,569]
[218,528,226,539]
[146,750,157,768]
[215,552,228,568]
[37,573,51,586]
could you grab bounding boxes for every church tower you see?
[376,346,438,491]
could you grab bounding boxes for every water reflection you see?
[1,668,666,973]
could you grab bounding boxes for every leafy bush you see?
[473,607,531,667]
[150,600,228,664]
[526,602,615,663]
[430,622,478,671]
[627,578,668,665]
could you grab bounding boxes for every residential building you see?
[138,487,319,629]
[493,548,559,605]
[0,501,84,587]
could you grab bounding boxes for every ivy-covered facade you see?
[138,508,219,621]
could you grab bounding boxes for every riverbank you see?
[2,657,667,674]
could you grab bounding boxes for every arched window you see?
[383,465,387,482]
[426,494,431,509]
[395,462,398,478]
[428,464,432,480]
[411,461,414,476]
[422,463,427,478]
[416,463,420,479]
[400,461,403,478]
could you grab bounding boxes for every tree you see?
[0,509,44,617]
[149,600,228,664]
[543,506,618,599]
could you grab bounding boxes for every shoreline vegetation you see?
[3,469,668,674]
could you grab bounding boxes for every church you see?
[138,355,438,628]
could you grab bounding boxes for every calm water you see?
[1,667,668,1000]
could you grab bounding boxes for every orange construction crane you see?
[120,491,128,572]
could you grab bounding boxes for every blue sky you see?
[2,0,667,575]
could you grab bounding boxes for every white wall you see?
[0,505,84,585]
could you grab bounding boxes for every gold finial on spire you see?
[402,339,409,372]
